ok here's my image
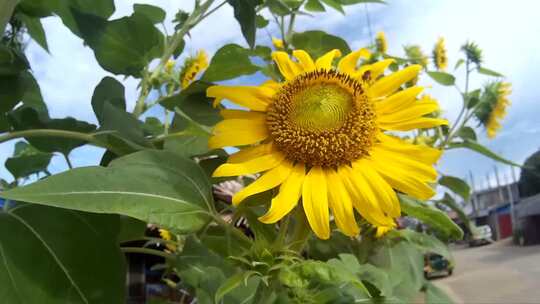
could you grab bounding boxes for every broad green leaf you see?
[132,3,166,24]
[8,107,97,155]
[201,44,259,82]
[5,141,52,179]
[0,73,27,113]
[465,88,481,109]
[439,175,470,201]
[117,215,146,243]
[291,30,351,59]
[91,76,126,124]
[19,72,47,114]
[427,71,455,86]
[0,45,29,76]
[17,0,53,17]
[448,139,520,166]
[255,15,269,28]
[19,14,48,51]
[0,204,126,303]
[50,0,115,37]
[0,150,214,233]
[477,67,503,77]
[215,271,259,303]
[437,193,471,233]
[390,229,453,262]
[74,11,163,76]
[99,102,148,147]
[320,0,344,13]
[457,126,477,141]
[160,81,220,126]
[399,194,463,240]
[424,282,453,304]
[142,117,163,136]
[227,0,262,49]
[266,0,291,15]
[305,0,326,12]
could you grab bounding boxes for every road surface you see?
[433,239,540,303]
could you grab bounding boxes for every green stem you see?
[121,247,175,259]
[288,208,311,253]
[213,214,253,245]
[0,129,114,151]
[0,0,18,33]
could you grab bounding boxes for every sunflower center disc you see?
[267,69,378,167]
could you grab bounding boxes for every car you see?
[469,225,493,247]
[424,253,454,279]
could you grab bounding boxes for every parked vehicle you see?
[424,253,454,279]
[469,225,493,246]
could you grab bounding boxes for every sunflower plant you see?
[0,0,518,303]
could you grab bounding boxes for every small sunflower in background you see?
[475,81,512,138]
[180,50,209,88]
[404,44,429,68]
[433,37,448,71]
[375,31,387,53]
[208,47,447,239]
[272,37,284,49]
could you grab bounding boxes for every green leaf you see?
[390,229,453,262]
[448,139,520,166]
[74,11,163,76]
[215,271,259,303]
[255,14,269,28]
[226,0,262,49]
[399,194,463,240]
[19,14,49,51]
[99,102,148,147]
[427,71,455,86]
[437,193,471,233]
[201,44,259,82]
[17,0,53,17]
[291,30,351,59]
[54,0,115,37]
[132,3,166,24]
[5,141,52,179]
[142,117,163,136]
[454,58,464,70]
[424,282,453,304]
[266,0,291,15]
[8,107,97,155]
[457,126,477,141]
[305,0,326,12]
[91,76,126,124]
[477,67,503,77]
[320,0,344,13]
[0,204,126,303]
[0,45,29,76]
[0,150,214,233]
[117,216,146,243]
[439,175,470,201]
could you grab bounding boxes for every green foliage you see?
[437,193,472,233]
[424,282,453,304]
[132,4,166,24]
[18,14,48,51]
[5,141,52,179]
[448,139,520,167]
[227,0,263,49]
[439,175,471,201]
[202,44,260,82]
[0,150,214,233]
[399,194,464,240]
[0,204,126,303]
[427,71,455,86]
[291,30,351,59]
[518,149,540,197]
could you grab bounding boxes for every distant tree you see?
[519,149,540,197]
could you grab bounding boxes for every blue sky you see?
[3,0,539,193]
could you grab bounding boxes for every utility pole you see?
[505,171,516,231]
[469,170,478,217]
[494,165,504,205]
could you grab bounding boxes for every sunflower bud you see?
[461,41,483,66]
[432,37,448,71]
[474,81,511,138]
[180,50,209,89]
[375,31,387,53]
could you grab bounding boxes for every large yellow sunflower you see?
[207,48,447,239]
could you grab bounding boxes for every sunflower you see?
[180,50,209,88]
[375,31,387,53]
[476,81,511,138]
[433,37,448,71]
[208,48,447,239]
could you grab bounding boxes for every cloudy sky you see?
[3,0,539,193]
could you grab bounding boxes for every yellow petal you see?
[339,166,395,227]
[370,65,422,98]
[232,162,293,205]
[262,79,281,91]
[315,49,342,70]
[207,86,274,111]
[213,151,284,177]
[337,48,370,74]
[220,109,265,120]
[378,101,440,123]
[371,145,438,182]
[352,160,400,218]
[259,163,305,223]
[375,86,424,115]
[228,143,273,163]
[355,59,395,81]
[293,50,316,72]
[326,170,360,236]
[302,167,330,239]
[209,119,268,149]
[272,51,302,80]
[378,133,442,164]
[378,117,448,131]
